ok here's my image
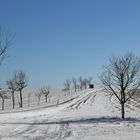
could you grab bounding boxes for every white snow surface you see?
[0,89,140,140]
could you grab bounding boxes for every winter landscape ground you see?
[0,88,140,140]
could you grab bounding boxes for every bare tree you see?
[99,52,140,119]
[78,76,88,90]
[35,91,42,105]
[15,71,27,108]
[40,86,50,103]
[78,76,84,91]
[83,78,88,89]
[63,79,71,95]
[6,78,17,109]
[72,77,77,92]
[0,90,9,110]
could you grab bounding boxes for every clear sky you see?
[0,0,140,88]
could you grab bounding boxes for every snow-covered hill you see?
[0,89,140,140]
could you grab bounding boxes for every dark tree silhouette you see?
[40,86,50,103]
[63,79,71,95]
[72,77,77,92]
[83,78,88,89]
[99,52,140,119]
[15,71,27,108]
[78,76,83,91]
[0,90,9,110]
[6,78,17,109]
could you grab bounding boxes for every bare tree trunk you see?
[45,95,48,103]
[19,89,23,108]
[12,91,15,109]
[121,102,125,119]
[28,93,31,107]
[2,98,4,110]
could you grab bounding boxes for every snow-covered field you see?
[0,89,140,140]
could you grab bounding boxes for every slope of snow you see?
[0,89,140,140]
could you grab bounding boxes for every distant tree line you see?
[63,76,93,95]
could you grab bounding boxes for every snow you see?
[0,89,140,139]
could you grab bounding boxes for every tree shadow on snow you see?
[1,117,140,126]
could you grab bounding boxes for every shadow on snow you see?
[1,117,140,126]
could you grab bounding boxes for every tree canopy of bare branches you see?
[6,78,17,109]
[15,71,27,108]
[40,86,50,103]
[0,25,13,64]
[0,90,9,110]
[99,52,140,119]
[78,76,83,91]
[72,77,77,92]
[63,79,71,95]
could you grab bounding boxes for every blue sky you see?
[0,0,140,88]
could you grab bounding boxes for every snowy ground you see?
[0,89,140,140]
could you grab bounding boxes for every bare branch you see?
[0,25,13,65]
